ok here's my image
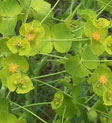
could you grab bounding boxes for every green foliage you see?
[0,0,23,17]
[65,55,90,78]
[0,16,17,36]
[0,98,8,112]
[52,23,73,53]
[0,98,18,123]
[0,112,18,123]
[39,24,53,53]
[77,9,97,20]
[55,95,76,119]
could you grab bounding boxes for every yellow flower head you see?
[93,32,101,41]
[9,64,19,73]
[98,75,108,85]
[27,30,36,42]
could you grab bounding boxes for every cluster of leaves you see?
[1,0,112,122]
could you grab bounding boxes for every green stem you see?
[31,70,66,79]
[61,87,68,122]
[47,59,64,63]
[71,2,82,15]
[52,114,58,123]
[81,63,92,75]
[39,79,62,86]
[24,0,32,23]
[96,0,112,17]
[94,109,108,117]
[62,106,66,123]
[96,0,112,9]
[10,101,48,123]
[85,94,96,104]
[52,17,64,22]
[0,85,6,97]
[70,0,75,13]
[76,102,108,117]
[84,59,112,62]
[38,53,67,60]
[42,38,89,42]
[76,102,90,110]
[12,102,51,111]
[72,26,84,32]
[6,91,11,99]
[41,0,61,24]
[33,79,72,98]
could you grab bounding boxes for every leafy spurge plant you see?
[1,0,112,123]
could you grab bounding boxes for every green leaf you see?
[82,0,95,9]
[31,0,51,21]
[7,73,34,94]
[100,117,108,123]
[77,9,97,20]
[72,76,86,85]
[90,37,105,56]
[93,82,106,96]
[0,38,11,57]
[56,95,76,119]
[93,99,107,113]
[7,36,31,56]
[39,24,53,53]
[73,97,86,117]
[52,23,73,53]
[0,98,8,113]
[0,0,23,17]
[0,69,10,86]
[65,55,90,78]
[72,86,81,99]
[0,112,18,123]
[71,20,84,38]
[0,16,17,36]
[83,45,99,69]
